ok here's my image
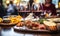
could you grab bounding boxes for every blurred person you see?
[40,0,57,15]
[7,1,14,15]
[32,0,40,11]
[7,1,18,15]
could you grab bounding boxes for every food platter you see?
[14,26,58,33]
[0,14,59,33]
[0,15,23,26]
[13,20,58,33]
[14,26,51,33]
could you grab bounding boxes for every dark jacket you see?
[0,5,5,18]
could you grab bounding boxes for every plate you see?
[0,23,16,26]
[14,26,51,33]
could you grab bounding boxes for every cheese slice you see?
[43,21,56,26]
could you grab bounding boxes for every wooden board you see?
[0,23,16,26]
[13,26,52,33]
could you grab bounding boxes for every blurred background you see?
[0,0,60,18]
[2,0,59,8]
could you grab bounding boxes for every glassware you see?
[40,12,45,18]
[57,14,60,16]
[34,5,37,10]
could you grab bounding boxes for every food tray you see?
[13,26,53,33]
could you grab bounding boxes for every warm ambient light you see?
[14,0,17,4]
[59,2,60,8]
[34,0,40,3]
[13,0,21,6]
[6,0,10,4]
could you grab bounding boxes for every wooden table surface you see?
[0,26,60,36]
